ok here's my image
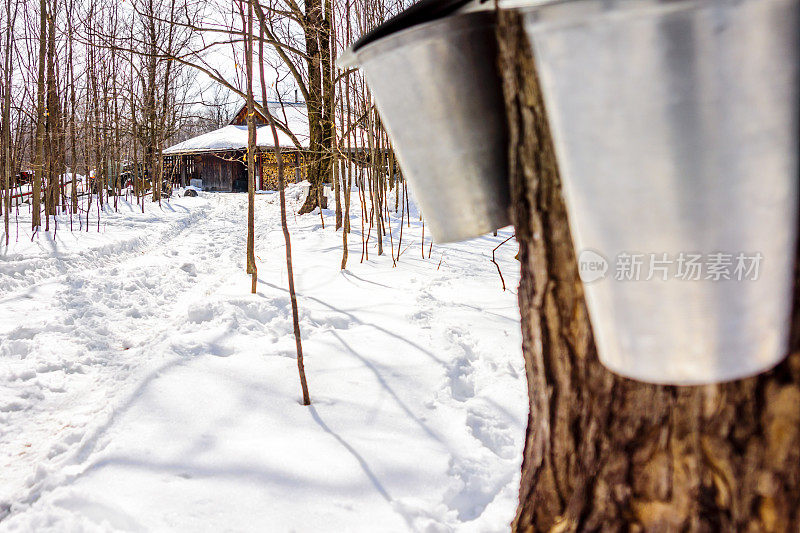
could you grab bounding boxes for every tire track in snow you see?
[0,195,254,521]
[2,191,526,531]
[0,199,208,298]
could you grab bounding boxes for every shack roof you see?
[164,101,310,155]
[163,124,307,155]
[165,100,370,156]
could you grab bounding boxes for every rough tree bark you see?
[67,2,78,215]
[324,0,340,228]
[44,9,59,229]
[32,0,47,229]
[297,0,324,215]
[498,11,800,532]
[155,0,177,203]
[2,0,13,244]
[245,0,257,291]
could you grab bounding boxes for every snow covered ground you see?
[0,187,524,532]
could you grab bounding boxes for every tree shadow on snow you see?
[307,405,416,530]
[257,279,446,367]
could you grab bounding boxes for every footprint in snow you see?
[407,308,433,328]
[465,407,516,460]
[444,326,479,402]
[6,326,40,340]
[180,262,197,276]
[447,357,476,402]
[2,339,32,358]
[187,302,217,323]
[445,456,504,521]
[0,400,28,412]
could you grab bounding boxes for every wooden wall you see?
[170,150,308,192]
[194,153,246,192]
[231,106,268,126]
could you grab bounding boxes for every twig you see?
[491,234,515,291]
[398,240,414,259]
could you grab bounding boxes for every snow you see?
[163,124,306,154]
[0,186,525,532]
[164,102,366,155]
[164,102,310,154]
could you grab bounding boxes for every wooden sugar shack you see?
[163,100,310,192]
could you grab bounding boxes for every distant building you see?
[163,100,310,192]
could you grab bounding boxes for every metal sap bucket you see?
[339,9,509,243]
[522,0,799,384]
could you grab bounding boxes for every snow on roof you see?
[164,124,308,155]
[164,101,310,155]
[165,100,370,155]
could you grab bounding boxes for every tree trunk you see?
[245,0,257,291]
[2,0,13,244]
[498,11,800,532]
[44,9,58,227]
[297,0,331,215]
[324,0,340,229]
[68,13,78,215]
[155,0,176,203]
[32,0,47,230]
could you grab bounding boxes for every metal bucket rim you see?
[512,0,774,27]
[354,11,497,64]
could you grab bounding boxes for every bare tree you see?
[31,0,46,230]
[258,7,310,405]
[1,0,17,245]
[66,0,77,216]
[245,0,257,292]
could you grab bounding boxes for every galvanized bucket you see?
[523,0,800,384]
[340,11,510,243]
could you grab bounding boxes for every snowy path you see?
[1,197,220,510]
[0,190,525,532]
